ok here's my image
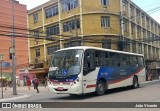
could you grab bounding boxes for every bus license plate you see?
[57,87,63,90]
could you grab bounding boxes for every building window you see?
[45,5,58,18]
[146,17,149,29]
[64,41,81,48]
[158,26,160,36]
[143,29,146,39]
[34,31,39,39]
[35,48,40,57]
[151,21,153,31]
[147,31,150,41]
[101,16,110,28]
[155,24,157,33]
[46,25,59,37]
[130,5,134,20]
[136,10,140,24]
[102,39,111,49]
[142,13,145,26]
[131,23,135,35]
[123,19,128,32]
[2,62,10,68]
[33,13,38,23]
[122,1,127,12]
[63,19,80,32]
[47,45,60,55]
[101,0,109,6]
[61,0,79,12]
[137,26,141,38]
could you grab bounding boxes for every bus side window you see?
[83,50,96,75]
[137,56,144,67]
[109,52,120,66]
[130,56,138,67]
[120,54,128,67]
[109,52,115,66]
[95,51,107,66]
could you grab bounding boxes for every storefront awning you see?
[29,68,48,74]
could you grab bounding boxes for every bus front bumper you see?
[48,82,83,94]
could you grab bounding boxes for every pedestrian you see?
[26,77,31,90]
[5,81,8,90]
[33,77,39,93]
[44,77,48,88]
[32,77,36,89]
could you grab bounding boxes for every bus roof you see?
[56,46,144,56]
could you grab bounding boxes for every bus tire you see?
[96,80,106,96]
[132,76,139,89]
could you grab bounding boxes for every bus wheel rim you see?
[98,84,104,93]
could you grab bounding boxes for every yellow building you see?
[28,0,160,79]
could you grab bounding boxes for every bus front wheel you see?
[96,80,106,96]
[132,76,139,89]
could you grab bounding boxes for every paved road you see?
[8,80,160,102]
[1,80,160,111]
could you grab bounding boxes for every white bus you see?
[48,46,146,96]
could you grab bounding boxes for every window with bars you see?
[63,19,80,32]
[34,31,39,39]
[45,5,58,18]
[46,25,60,37]
[35,48,40,57]
[122,1,127,13]
[137,26,141,37]
[47,45,60,55]
[136,10,140,24]
[130,5,134,19]
[101,16,110,28]
[123,19,128,32]
[101,0,109,6]
[33,13,38,23]
[61,0,79,12]
[64,41,81,48]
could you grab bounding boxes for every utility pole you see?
[0,59,4,98]
[11,0,17,95]
[119,11,125,51]
[74,15,78,38]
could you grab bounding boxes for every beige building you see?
[27,0,160,80]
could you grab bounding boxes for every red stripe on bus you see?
[108,67,144,84]
[86,84,96,88]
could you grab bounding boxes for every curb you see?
[141,79,159,84]
[0,94,30,102]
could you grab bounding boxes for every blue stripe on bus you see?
[97,67,144,84]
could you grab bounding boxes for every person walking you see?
[33,77,39,93]
[26,77,31,90]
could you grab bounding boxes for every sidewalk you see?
[0,86,49,102]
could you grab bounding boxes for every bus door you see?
[82,50,97,93]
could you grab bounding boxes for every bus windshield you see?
[49,49,83,78]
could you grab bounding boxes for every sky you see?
[17,0,160,23]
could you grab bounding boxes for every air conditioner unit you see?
[34,19,38,22]
[103,5,108,8]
